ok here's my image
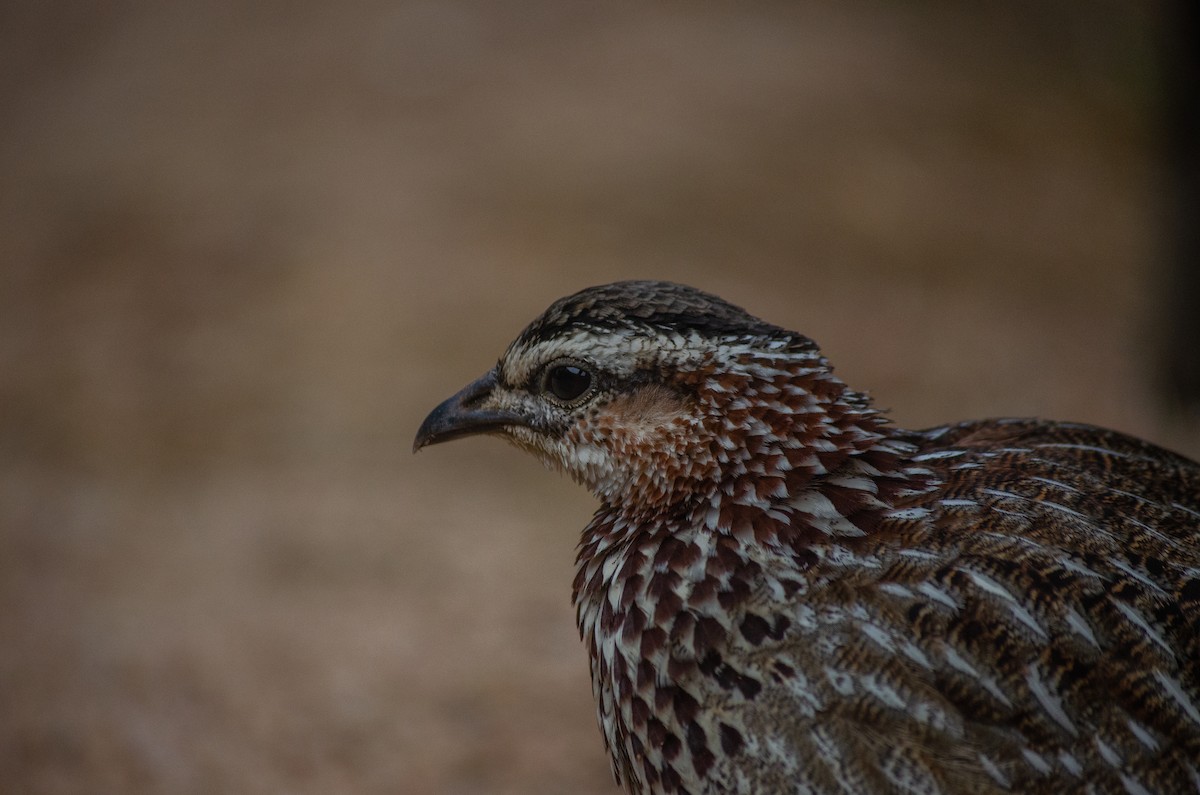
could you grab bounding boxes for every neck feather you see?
[571,346,938,628]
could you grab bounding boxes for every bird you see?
[413,280,1200,795]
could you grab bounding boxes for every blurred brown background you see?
[2,2,1196,794]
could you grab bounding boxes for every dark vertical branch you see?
[1160,0,1200,411]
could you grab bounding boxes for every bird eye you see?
[543,363,593,403]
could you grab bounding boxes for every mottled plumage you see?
[415,281,1200,795]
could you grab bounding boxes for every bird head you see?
[414,281,882,509]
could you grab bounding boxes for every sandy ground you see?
[2,2,1196,793]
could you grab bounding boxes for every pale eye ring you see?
[542,362,593,403]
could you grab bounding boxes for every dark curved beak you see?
[413,369,526,452]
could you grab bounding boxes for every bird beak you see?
[413,369,527,452]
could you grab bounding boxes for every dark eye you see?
[544,364,593,402]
